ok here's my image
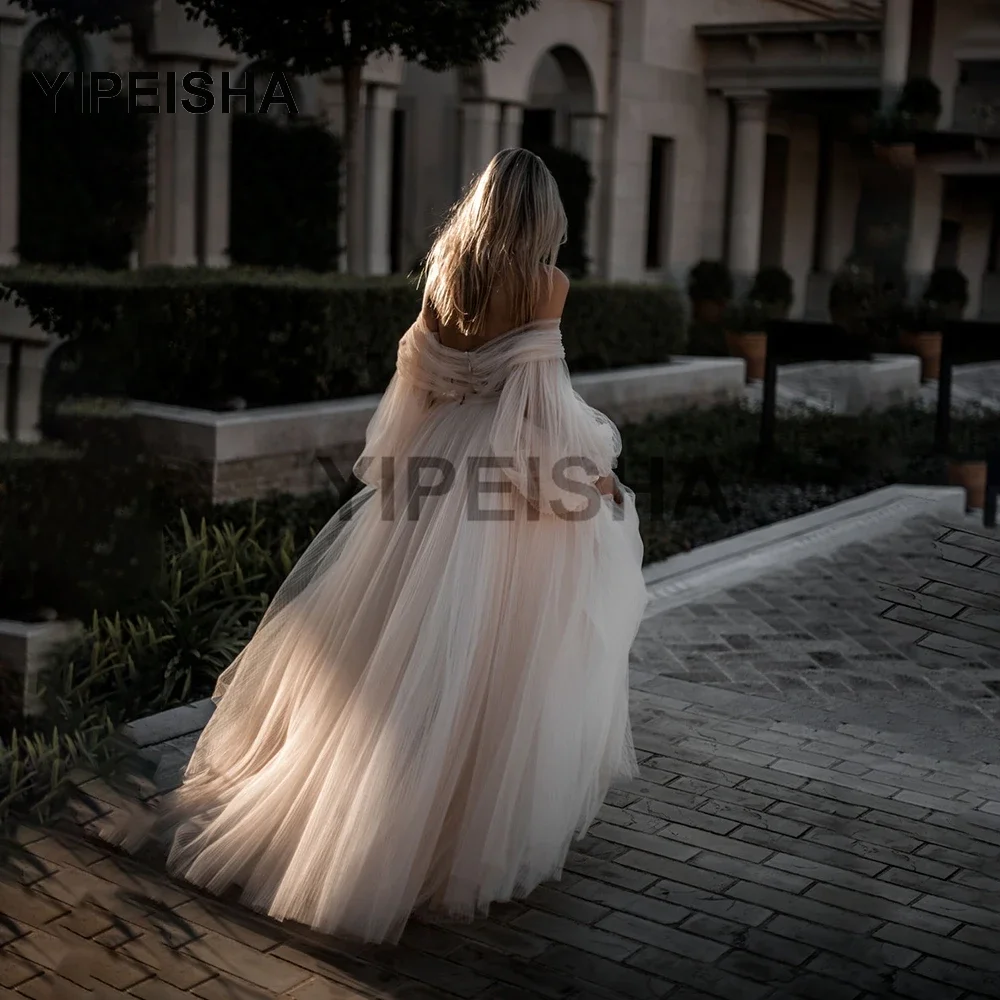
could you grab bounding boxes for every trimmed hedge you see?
[1,268,687,410]
[0,407,174,622]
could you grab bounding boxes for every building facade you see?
[0,0,998,317]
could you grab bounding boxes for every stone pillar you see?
[0,297,49,444]
[0,19,24,266]
[319,77,366,273]
[14,340,48,443]
[904,164,943,297]
[570,114,606,277]
[460,101,502,187]
[882,0,913,106]
[146,61,199,266]
[500,103,523,150]
[203,69,233,268]
[365,84,396,276]
[727,92,770,286]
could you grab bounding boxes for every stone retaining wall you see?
[134,358,748,503]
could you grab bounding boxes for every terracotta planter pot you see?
[692,299,726,325]
[874,142,916,169]
[898,330,942,381]
[725,331,767,382]
[948,459,987,511]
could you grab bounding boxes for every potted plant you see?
[947,422,989,511]
[870,110,916,168]
[828,262,876,335]
[724,298,769,382]
[748,265,794,320]
[687,260,733,325]
[897,299,943,381]
[896,76,943,132]
[896,267,968,381]
[924,265,969,319]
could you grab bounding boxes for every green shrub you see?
[687,260,733,304]
[923,265,969,314]
[2,268,687,409]
[749,266,794,313]
[0,714,124,829]
[45,507,298,724]
[0,429,164,622]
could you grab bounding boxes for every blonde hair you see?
[421,148,567,337]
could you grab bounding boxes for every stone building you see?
[0,0,998,317]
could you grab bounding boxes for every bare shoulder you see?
[534,266,570,321]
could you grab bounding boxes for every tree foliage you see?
[11,0,540,274]
[176,1,538,74]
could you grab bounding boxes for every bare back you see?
[423,267,570,352]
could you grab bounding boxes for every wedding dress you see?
[126,317,648,943]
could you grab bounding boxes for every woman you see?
[121,148,648,943]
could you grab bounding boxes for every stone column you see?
[727,92,770,287]
[14,340,48,443]
[319,77,366,274]
[202,68,233,267]
[460,101,502,187]
[0,19,24,266]
[0,297,48,444]
[882,0,913,106]
[146,61,199,266]
[570,113,605,277]
[500,103,523,150]
[904,164,943,297]
[365,84,397,276]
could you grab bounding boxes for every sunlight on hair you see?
[421,148,568,337]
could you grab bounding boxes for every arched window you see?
[21,19,85,81]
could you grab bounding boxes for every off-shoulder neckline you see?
[416,317,561,355]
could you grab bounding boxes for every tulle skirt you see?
[117,395,648,943]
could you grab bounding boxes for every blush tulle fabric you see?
[114,319,648,943]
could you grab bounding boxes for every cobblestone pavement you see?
[631,516,1000,763]
[3,517,1000,1000]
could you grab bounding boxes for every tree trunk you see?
[342,60,365,276]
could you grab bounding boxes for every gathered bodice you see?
[396,319,566,404]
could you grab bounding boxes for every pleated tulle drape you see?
[110,319,648,943]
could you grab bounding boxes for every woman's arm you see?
[596,473,623,504]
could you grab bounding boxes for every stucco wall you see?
[606,0,817,285]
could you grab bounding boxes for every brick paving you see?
[3,516,1000,999]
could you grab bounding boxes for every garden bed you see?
[129,357,747,503]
